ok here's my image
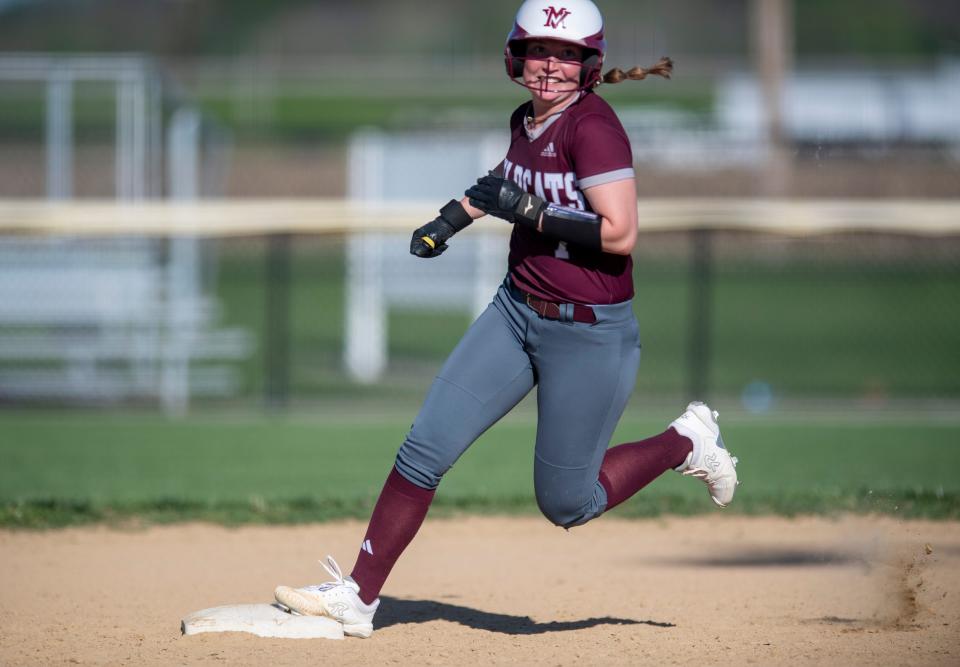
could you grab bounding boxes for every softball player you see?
[276,0,738,638]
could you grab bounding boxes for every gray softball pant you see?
[395,279,641,528]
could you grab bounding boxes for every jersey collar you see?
[523,92,582,141]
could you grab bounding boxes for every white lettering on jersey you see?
[543,172,565,204]
[534,171,545,199]
[501,161,581,209]
[502,162,584,262]
[563,173,581,209]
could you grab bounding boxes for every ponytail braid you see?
[600,56,673,85]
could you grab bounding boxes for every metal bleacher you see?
[0,55,251,414]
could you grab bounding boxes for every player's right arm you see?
[409,199,472,258]
[409,168,502,259]
[458,197,487,220]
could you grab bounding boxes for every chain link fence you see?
[193,227,959,411]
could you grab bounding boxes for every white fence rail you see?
[1,198,957,390]
[2,199,958,237]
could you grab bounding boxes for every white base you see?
[181,604,344,640]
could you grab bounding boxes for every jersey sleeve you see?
[570,113,635,190]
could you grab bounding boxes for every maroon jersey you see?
[502,91,635,305]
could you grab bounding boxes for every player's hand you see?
[465,174,519,222]
[410,217,455,258]
[466,174,545,228]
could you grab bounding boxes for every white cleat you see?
[274,556,379,638]
[671,402,739,508]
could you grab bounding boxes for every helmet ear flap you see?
[581,52,601,86]
[507,42,525,79]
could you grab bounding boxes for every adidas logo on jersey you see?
[361,539,374,555]
[540,142,557,158]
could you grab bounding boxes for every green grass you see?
[709,266,960,396]
[1,410,958,527]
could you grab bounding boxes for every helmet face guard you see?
[503,0,606,92]
[505,40,603,93]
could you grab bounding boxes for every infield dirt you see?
[1,516,958,665]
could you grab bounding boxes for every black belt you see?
[508,281,596,324]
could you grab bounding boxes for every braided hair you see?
[600,56,673,85]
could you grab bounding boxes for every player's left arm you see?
[465,174,637,255]
[581,177,638,256]
[467,113,637,255]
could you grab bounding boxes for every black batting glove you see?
[409,199,474,258]
[466,174,545,229]
[410,217,455,258]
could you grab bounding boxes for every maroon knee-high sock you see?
[598,427,693,512]
[349,467,435,605]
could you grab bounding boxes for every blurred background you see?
[0,0,958,523]
[2,0,958,411]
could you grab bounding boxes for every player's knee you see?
[395,425,471,490]
[535,491,597,529]
[394,441,445,490]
